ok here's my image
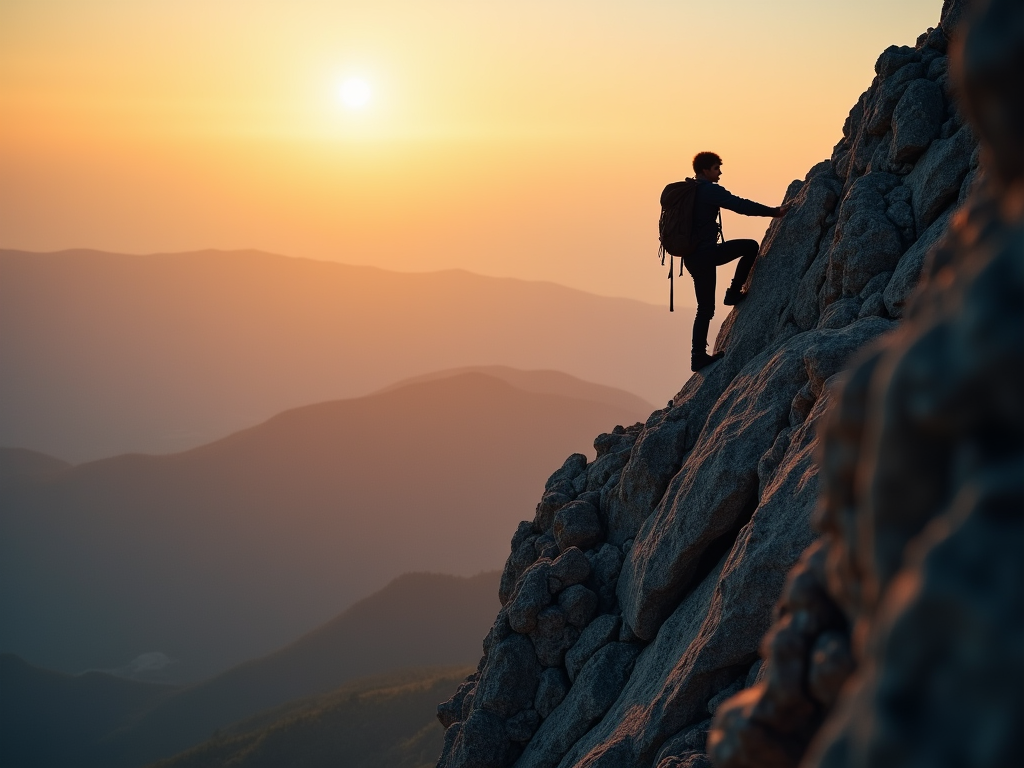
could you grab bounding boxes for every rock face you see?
[437,1,1021,766]
[709,1,1024,767]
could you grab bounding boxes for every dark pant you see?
[683,239,759,355]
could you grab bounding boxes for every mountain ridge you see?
[0,248,691,462]
[0,370,648,681]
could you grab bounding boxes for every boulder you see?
[905,124,975,232]
[514,642,641,768]
[442,709,513,768]
[544,453,587,490]
[558,584,598,628]
[534,667,570,719]
[529,606,579,667]
[606,406,689,546]
[547,546,591,593]
[565,614,621,683]
[474,633,541,719]
[817,297,861,329]
[883,207,953,318]
[874,44,918,79]
[584,449,630,493]
[438,674,479,729]
[865,61,927,135]
[588,543,624,586]
[593,429,636,459]
[553,500,602,553]
[824,173,904,298]
[506,709,541,743]
[507,561,553,634]
[500,531,539,606]
[856,291,887,319]
[888,78,945,164]
[534,491,571,532]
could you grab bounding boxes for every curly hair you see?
[692,151,722,175]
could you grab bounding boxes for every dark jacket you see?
[691,177,777,252]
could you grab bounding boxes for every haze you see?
[2,0,938,304]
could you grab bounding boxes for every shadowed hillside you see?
[0,249,684,462]
[0,372,646,681]
[0,654,175,767]
[1,572,498,768]
[151,668,475,768]
[0,448,71,485]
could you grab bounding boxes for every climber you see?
[686,151,790,372]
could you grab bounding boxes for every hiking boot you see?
[723,287,748,306]
[691,351,724,372]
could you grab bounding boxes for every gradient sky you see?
[1,0,941,304]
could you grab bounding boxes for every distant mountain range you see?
[0,369,644,680]
[0,248,689,462]
[1,571,497,767]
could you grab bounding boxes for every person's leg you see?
[713,239,760,303]
[684,255,720,369]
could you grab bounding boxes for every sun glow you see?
[339,77,372,110]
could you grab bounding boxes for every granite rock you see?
[435,5,998,767]
[888,78,945,165]
[565,614,621,683]
[535,666,571,719]
[710,4,1022,767]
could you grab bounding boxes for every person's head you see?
[693,151,723,182]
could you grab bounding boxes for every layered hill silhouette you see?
[1,572,498,768]
[0,654,173,767]
[0,370,647,681]
[0,249,687,462]
[150,667,472,768]
[0,448,71,485]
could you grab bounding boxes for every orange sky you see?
[1,0,941,304]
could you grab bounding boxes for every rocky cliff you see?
[435,1,1022,766]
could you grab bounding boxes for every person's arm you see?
[708,184,786,217]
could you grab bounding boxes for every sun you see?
[339,77,372,110]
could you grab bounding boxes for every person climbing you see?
[684,151,790,372]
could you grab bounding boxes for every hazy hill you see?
[377,365,654,415]
[1,572,497,768]
[0,448,71,485]
[150,668,473,768]
[0,249,687,462]
[0,654,175,768]
[0,371,644,681]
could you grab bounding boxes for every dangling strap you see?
[668,252,674,312]
[659,244,674,312]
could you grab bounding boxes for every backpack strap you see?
[659,243,674,312]
[667,252,674,312]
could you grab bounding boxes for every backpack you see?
[658,179,698,311]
